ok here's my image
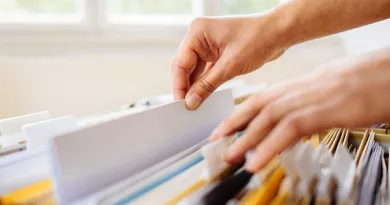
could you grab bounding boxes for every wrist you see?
[259,2,306,51]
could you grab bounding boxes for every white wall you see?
[0,36,346,119]
[1,19,389,119]
[340,19,390,55]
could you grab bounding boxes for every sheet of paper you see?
[379,149,388,205]
[131,161,204,205]
[295,142,318,196]
[101,150,203,205]
[50,90,235,204]
[357,142,382,205]
[88,139,208,204]
[22,116,78,147]
[0,111,51,135]
[388,148,390,205]
[201,136,235,181]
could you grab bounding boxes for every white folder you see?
[0,111,51,135]
[49,90,235,204]
[22,115,78,147]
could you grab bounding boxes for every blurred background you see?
[0,0,389,119]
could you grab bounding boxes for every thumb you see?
[185,59,233,110]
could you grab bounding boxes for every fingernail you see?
[225,146,238,162]
[245,147,267,172]
[245,149,256,161]
[186,93,201,110]
[245,157,258,172]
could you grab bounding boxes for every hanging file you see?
[49,90,235,204]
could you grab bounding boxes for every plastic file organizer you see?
[1,89,390,205]
[0,111,52,156]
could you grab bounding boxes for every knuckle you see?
[171,57,195,76]
[251,91,266,104]
[257,142,272,157]
[220,119,233,131]
[283,116,302,137]
[261,105,278,125]
[323,77,345,98]
[190,17,207,30]
[245,95,261,108]
[328,72,345,88]
[338,65,357,79]
[171,62,182,75]
[247,92,261,102]
[178,65,192,75]
[244,91,268,111]
[244,126,262,146]
[197,78,216,94]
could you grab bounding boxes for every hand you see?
[172,15,288,110]
[209,48,390,172]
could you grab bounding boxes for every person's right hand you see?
[209,47,390,172]
[172,15,289,109]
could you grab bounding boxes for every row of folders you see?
[0,89,389,205]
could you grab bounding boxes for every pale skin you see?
[172,0,390,172]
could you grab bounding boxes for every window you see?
[0,0,82,23]
[107,0,194,24]
[108,0,193,15]
[223,0,279,15]
[0,0,281,40]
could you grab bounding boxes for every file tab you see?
[0,111,51,136]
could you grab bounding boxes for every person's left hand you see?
[209,48,390,172]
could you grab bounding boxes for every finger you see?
[189,59,207,85]
[209,88,282,142]
[209,96,263,142]
[224,111,275,164]
[173,21,218,101]
[172,30,214,101]
[254,82,329,130]
[210,76,313,142]
[189,61,215,85]
[224,85,326,164]
[172,46,198,100]
[185,57,234,110]
[245,101,345,172]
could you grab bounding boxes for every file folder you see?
[49,90,235,204]
[0,111,51,136]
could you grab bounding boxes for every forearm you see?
[269,0,390,49]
